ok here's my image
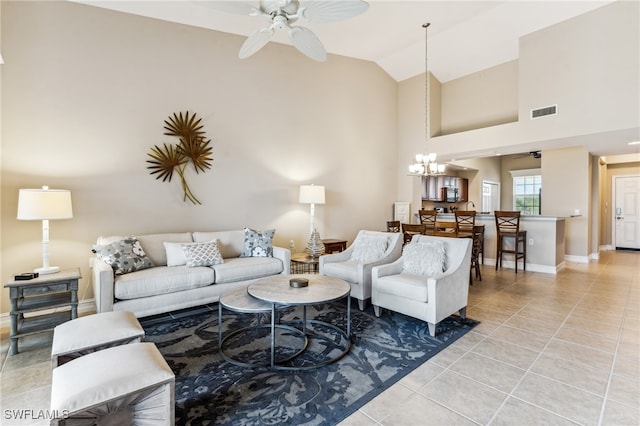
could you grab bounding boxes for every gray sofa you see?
[90,230,290,317]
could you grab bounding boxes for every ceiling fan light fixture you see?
[217,0,368,61]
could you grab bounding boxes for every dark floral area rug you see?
[140,300,478,426]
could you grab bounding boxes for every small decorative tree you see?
[146,111,213,205]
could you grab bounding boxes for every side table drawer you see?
[22,282,71,296]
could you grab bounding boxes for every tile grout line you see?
[484,278,598,425]
[596,278,634,426]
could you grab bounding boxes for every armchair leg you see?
[373,305,381,317]
[357,299,366,311]
[427,322,437,337]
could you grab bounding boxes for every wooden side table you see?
[290,253,320,274]
[321,239,347,253]
[4,268,81,355]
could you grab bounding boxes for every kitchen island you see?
[420,214,566,274]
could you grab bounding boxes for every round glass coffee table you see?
[243,274,351,370]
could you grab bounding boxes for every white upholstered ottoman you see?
[51,311,144,368]
[50,342,175,425]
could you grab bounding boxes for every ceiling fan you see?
[206,0,369,61]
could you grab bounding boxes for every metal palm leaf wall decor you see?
[147,111,213,205]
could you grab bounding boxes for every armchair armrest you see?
[90,256,115,313]
[372,257,404,279]
[272,246,291,275]
[319,246,354,271]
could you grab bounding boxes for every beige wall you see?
[441,60,518,135]
[0,1,399,313]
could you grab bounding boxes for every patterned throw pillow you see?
[92,237,154,275]
[240,228,275,257]
[402,241,446,276]
[350,235,389,264]
[182,241,224,267]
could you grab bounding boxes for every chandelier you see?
[408,23,445,176]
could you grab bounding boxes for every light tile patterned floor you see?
[0,251,638,425]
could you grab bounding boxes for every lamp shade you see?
[299,185,325,204]
[17,187,73,220]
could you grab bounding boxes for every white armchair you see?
[371,235,472,336]
[320,230,403,310]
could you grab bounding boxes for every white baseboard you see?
[483,258,563,274]
[1,299,96,330]
[564,254,590,264]
[599,245,614,251]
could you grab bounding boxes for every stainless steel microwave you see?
[443,187,459,202]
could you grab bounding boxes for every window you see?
[510,169,541,215]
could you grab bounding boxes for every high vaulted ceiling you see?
[73,0,613,82]
[70,0,638,157]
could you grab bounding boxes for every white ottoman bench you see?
[50,342,175,425]
[51,311,144,368]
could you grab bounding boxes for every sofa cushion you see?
[183,241,224,267]
[92,237,154,276]
[375,273,429,303]
[240,228,275,257]
[193,230,245,259]
[114,266,214,300]
[212,257,283,284]
[350,234,388,264]
[137,233,193,266]
[321,261,360,284]
[402,241,446,276]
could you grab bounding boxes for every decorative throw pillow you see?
[164,242,188,267]
[240,228,275,257]
[92,237,154,275]
[182,241,224,267]
[350,235,388,264]
[402,241,446,276]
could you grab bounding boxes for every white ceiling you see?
[74,0,614,82]
[72,0,639,158]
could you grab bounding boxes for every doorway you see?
[482,180,500,214]
[613,175,640,250]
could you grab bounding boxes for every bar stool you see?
[418,209,437,235]
[454,210,476,237]
[495,211,527,273]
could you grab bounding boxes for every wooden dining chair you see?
[454,210,476,237]
[495,211,527,273]
[386,221,401,233]
[434,221,458,236]
[401,223,426,245]
[418,209,437,235]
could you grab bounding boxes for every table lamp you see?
[17,186,73,274]
[299,184,325,257]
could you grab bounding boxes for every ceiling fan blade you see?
[239,27,274,58]
[196,1,259,16]
[289,26,327,61]
[298,0,368,24]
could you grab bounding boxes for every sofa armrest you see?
[273,246,291,275]
[90,256,115,313]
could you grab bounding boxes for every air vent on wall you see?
[531,104,558,119]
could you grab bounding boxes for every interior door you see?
[482,181,500,214]
[614,175,640,249]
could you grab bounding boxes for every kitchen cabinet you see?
[422,176,468,202]
[422,176,442,201]
[456,177,468,202]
